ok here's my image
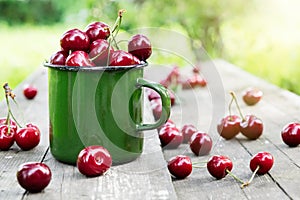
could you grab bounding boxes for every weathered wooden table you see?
[1,60,299,199]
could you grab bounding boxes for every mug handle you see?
[135,78,171,131]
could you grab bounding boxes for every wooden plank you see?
[145,60,296,199]
[0,67,177,199]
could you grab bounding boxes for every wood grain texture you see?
[145,60,299,199]
[0,67,177,200]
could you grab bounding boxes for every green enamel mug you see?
[44,63,171,165]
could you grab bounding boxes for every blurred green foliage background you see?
[1,0,300,95]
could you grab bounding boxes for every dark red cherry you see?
[181,124,197,143]
[240,115,263,140]
[65,51,95,67]
[0,118,17,133]
[167,155,192,179]
[281,122,300,147]
[207,155,233,179]
[60,28,90,52]
[77,145,112,177]
[23,85,38,100]
[49,50,69,65]
[0,125,15,150]
[89,39,113,66]
[15,125,40,150]
[17,162,51,193]
[250,152,274,175]
[217,115,241,140]
[109,50,140,66]
[128,34,152,61]
[159,126,183,149]
[85,21,110,42]
[189,131,212,156]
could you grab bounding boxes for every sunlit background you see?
[1,0,300,95]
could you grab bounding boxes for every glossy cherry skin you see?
[281,122,300,147]
[65,51,95,67]
[128,34,152,61]
[89,39,113,66]
[0,125,15,150]
[60,28,90,52]
[17,162,51,193]
[207,155,233,179]
[85,21,110,42]
[109,50,140,66]
[0,118,17,133]
[23,85,38,100]
[240,115,263,140]
[157,119,176,132]
[189,131,212,156]
[181,124,197,143]
[159,126,183,149]
[49,50,69,65]
[217,115,241,140]
[77,145,112,177]
[250,152,274,175]
[243,88,263,106]
[15,125,40,150]
[167,155,192,179]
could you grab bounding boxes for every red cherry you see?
[181,124,197,143]
[109,50,140,66]
[15,125,40,150]
[49,50,69,65]
[77,145,112,177]
[17,162,51,193]
[23,85,38,100]
[89,39,113,66]
[243,88,263,106]
[250,152,274,175]
[189,131,212,156]
[240,115,263,140]
[0,118,17,133]
[85,21,110,42]
[158,126,183,149]
[157,119,176,132]
[207,155,233,179]
[150,98,162,120]
[147,89,175,106]
[281,122,300,147]
[217,115,241,140]
[0,125,15,150]
[167,155,192,179]
[128,34,152,61]
[65,51,95,67]
[182,74,206,89]
[60,28,90,52]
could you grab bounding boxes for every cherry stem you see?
[228,96,234,117]
[225,169,245,185]
[241,165,260,188]
[109,9,126,50]
[230,91,245,120]
[3,83,22,128]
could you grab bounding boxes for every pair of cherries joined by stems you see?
[167,152,274,189]
[0,83,40,151]
[217,91,264,140]
[50,10,152,67]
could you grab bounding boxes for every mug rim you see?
[44,62,148,72]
